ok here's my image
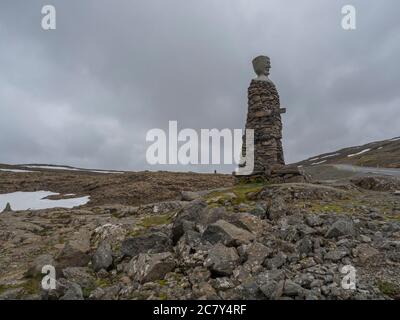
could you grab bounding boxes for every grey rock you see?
[283,280,304,297]
[250,204,267,219]
[44,278,83,300]
[180,191,202,201]
[234,280,264,300]
[297,224,317,237]
[264,252,287,270]
[305,215,323,227]
[325,219,355,238]
[204,243,240,276]
[171,199,207,243]
[360,235,372,243]
[353,244,379,264]
[92,241,113,271]
[232,213,268,235]
[388,251,400,263]
[88,285,120,300]
[121,232,172,257]
[59,282,84,300]
[266,197,287,220]
[62,267,96,291]
[202,220,255,247]
[0,287,24,300]
[56,241,91,269]
[243,242,271,265]
[257,270,285,286]
[324,249,347,262]
[188,266,211,284]
[297,237,313,255]
[260,281,278,299]
[128,252,175,284]
[212,277,235,291]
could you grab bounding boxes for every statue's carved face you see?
[252,56,271,77]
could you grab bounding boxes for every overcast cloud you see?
[0,0,399,173]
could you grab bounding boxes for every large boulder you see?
[282,280,305,298]
[324,249,347,262]
[171,199,207,243]
[56,238,91,269]
[43,278,83,300]
[204,243,240,276]
[325,219,355,238]
[128,252,175,284]
[266,196,289,220]
[242,242,271,266]
[91,223,127,248]
[232,213,268,234]
[62,267,96,292]
[121,232,172,257]
[92,241,113,271]
[264,252,287,270]
[59,282,84,300]
[180,191,203,201]
[202,220,255,247]
[353,244,379,264]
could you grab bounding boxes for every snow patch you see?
[25,165,80,171]
[90,170,124,174]
[24,165,124,174]
[0,191,90,211]
[320,153,341,159]
[0,168,34,173]
[311,160,327,166]
[347,149,371,158]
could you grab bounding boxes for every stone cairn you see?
[2,202,12,213]
[237,55,307,183]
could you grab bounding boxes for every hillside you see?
[0,164,234,207]
[295,136,400,169]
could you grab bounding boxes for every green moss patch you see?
[139,213,174,228]
[378,280,400,297]
[206,183,264,206]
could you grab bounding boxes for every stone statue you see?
[252,55,272,82]
[241,55,285,175]
[238,55,309,183]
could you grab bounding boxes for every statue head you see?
[252,55,271,81]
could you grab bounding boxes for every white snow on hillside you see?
[0,168,34,173]
[24,165,124,174]
[347,149,371,158]
[311,160,327,166]
[320,153,341,159]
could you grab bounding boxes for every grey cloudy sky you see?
[0,0,399,173]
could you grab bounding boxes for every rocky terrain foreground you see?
[1,172,400,300]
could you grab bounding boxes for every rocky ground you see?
[0,167,234,206]
[1,172,400,300]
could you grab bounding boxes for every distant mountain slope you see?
[295,136,400,168]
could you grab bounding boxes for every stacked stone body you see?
[244,79,285,174]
